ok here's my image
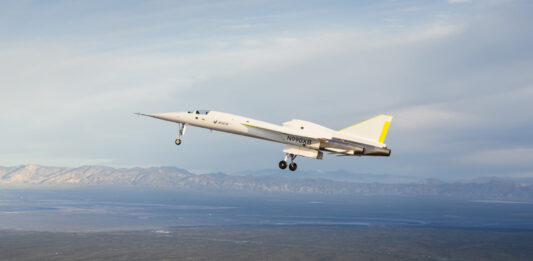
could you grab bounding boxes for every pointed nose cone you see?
[148,112,184,123]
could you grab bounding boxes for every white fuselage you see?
[140,110,391,170]
[147,110,387,150]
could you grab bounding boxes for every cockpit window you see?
[188,110,209,114]
[196,110,210,115]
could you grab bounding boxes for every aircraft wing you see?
[241,122,324,141]
[242,121,326,158]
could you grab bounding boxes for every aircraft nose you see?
[148,112,183,122]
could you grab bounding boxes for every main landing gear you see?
[175,123,187,146]
[279,153,297,171]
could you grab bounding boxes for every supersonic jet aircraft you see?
[137,110,392,171]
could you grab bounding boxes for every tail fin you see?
[339,115,392,143]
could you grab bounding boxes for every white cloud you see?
[391,105,472,131]
[402,25,461,44]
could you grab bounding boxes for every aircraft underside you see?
[171,123,390,172]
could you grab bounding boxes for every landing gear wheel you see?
[289,162,297,171]
[279,161,287,169]
[175,139,182,145]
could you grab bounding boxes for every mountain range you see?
[1,165,532,202]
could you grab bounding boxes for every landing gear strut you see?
[279,153,297,171]
[175,123,186,146]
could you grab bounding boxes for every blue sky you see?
[1,0,532,179]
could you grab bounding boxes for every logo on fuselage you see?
[213,120,229,126]
[286,135,312,145]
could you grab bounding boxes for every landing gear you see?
[279,153,297,171]
[279,161,287,169]
[289,162,297,171]
[175,123,187,146]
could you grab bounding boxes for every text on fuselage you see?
[286,135,312,145]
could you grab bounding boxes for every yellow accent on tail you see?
[378,121,390,143]
[338,114,392,144]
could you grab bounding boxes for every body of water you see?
[1,189,532,231]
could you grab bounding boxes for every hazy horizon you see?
[2,162,532,182]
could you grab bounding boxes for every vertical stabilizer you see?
[338,115,392,143]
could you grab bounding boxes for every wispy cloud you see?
[391,105,472,131]
[461,148,533,166]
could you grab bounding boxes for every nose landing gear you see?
[175,123,187,146]
[279,153,297,171]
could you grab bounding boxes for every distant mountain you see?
[230,169,419,183]
[0,165,192,187]
[469,176,533,185]
[1,165,533,202]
